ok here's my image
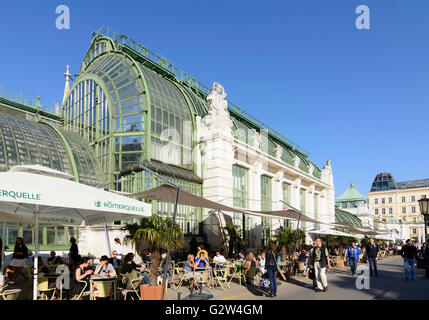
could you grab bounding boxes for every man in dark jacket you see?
[400,239,418,281]
[366,238,379,277]
[424,243,429,278]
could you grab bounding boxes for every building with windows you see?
[335,181,373,228]
[0,26,335,256]
[368,172,429,243]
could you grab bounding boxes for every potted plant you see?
[122,213,184,300]
[223,224,245,258]
[274,226,305,262]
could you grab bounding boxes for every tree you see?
[122,214,184,286]
[274,226,305,261]
[223,224,245,258]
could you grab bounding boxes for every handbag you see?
[308,267,315,280]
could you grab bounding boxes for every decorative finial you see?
[350,181,354,188]
[62,65,71,106]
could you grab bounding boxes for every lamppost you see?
[418,198,429,245]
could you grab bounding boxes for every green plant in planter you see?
[223,224,245,258]
[274,226,305,261]
[122,213,184,286]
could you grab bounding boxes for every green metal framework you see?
[0,111,100,250]
[0,82,57,116]
[261,175,273,245]
[120,170,202,236]
[88,26,324,180]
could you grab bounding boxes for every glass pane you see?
[56,227,66,245]
[7,228,19,245]
[38,229,44,245]
[47,228,56,244]
[23,229,33,245]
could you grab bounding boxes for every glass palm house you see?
[0,26,324,252]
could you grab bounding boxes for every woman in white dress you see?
[10,237,29,284]
[112,238,123,260]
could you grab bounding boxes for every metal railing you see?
[0,82,57,115]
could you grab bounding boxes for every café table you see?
[38,273,60,300]
[89,275,117,300]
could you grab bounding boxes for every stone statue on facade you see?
[203,82,233,135]
[206,82,228,113]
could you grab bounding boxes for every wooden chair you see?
[0,284,21,300]
[37,277,57,300]
[172,267,188,291]
[296,262,305,277]
[92,280,113,300]
[119,271,141,300]
[71,280,90,300]
[195,270,213,293]
[228,264,246,286]
[213,266,230,290]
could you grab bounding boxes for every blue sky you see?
[0,0,428,197]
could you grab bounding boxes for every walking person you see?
[424,242,429,278]
[68,237,80,263]
[309,241,317,289]
[400,239,418,281]
[10,237,29,284]
[346,242,360,276]
[265,241,278,297]
[366,238,379,277]
[309,238,330,292]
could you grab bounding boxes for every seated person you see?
[184,254,199,289]
[70,257,93,297]
[196,244,209,260]
[243,252,257,284]
[94,255,116,277]
[257,252,266,275]
[120,255,146,290]
[157,253,173,284]
[47,251,61,265]
[121,254,138,274]
[298,250,307,263]
[213,250,227,269]
[31,257,49,276]
[238,249,246,261]
[108,251,121,267]
[138,264,150,285]
[195,252,209,270]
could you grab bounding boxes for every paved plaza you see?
[167,255,429,300]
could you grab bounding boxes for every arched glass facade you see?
[138,64,192,169]
[0,111,102,186]
[0,112,72,174]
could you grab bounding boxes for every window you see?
[413,229,417,234]
[401,196,406,203]
[402,207,406,214]
[388,197,392,203]
[412,207,416,213]
[382,208,386,214]
[375,209,379,215]
[382,198,385,204]
[374,199,378,205]
[411,196,415,202]
[233,165,249,209]
[389,208,392,214]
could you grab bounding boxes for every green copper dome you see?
[336,181,367,203]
